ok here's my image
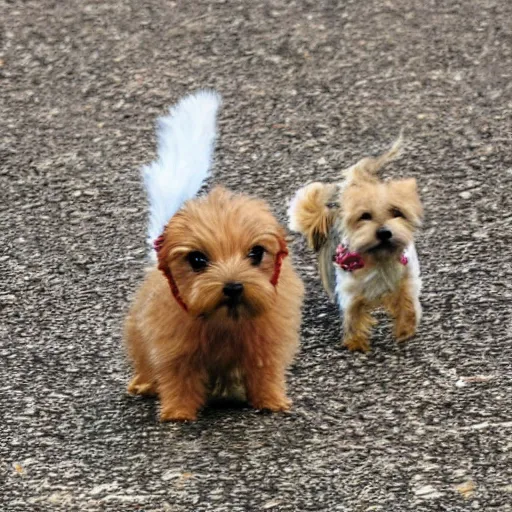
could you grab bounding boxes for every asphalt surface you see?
[1,1,511,510]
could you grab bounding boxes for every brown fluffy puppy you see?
[288,138,423,352]
[125,187,304,421]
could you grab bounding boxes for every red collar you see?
[333,244,408,272]
[154,235,288,312]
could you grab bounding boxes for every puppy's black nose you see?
[223,282,244,299]
[376,227,393,241]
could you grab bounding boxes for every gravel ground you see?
[1,0,511,510]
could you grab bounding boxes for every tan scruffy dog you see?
[124,91,303,422]
[288,138,423,352]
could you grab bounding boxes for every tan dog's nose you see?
[376,227,393,241]
[223,282,244,299]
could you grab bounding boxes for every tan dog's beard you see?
[366,238,403,256]
[348,224,414,259]
[185,275,276,321]
[349,235,403,258]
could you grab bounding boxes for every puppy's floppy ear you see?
[287,182,338,252]
[152,226,190,311]
[268,225,290,287]
[392,178,424,227]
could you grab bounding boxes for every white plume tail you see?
[142,90,221,255]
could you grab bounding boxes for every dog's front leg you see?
[157,357,207,422]
[244,357,291,412]
[343,296,375,352]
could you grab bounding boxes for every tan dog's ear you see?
[288,182,338,252]
[397,177,418,193]
[269,227,290,287]
[390,178,424,227]
[274,225,289,257]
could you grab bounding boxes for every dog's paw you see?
[394,326,416,343]
[394,316,417,343]
[343,336,370,353]
[159,407,198,423]
[251,396,292,412]
[127,376,157,396]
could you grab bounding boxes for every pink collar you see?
[333,244,408,272]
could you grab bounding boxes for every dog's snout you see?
[223,282,244,299]
[376,227,393,241]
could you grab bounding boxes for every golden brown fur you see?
[289,182,338,251]
[341,178,423,255]
[289,138,423,352]
[125,187,304,421]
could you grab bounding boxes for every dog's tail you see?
[142,90,221,254]
[343,133,403,182]
[288,182,339,251]
[287,182,339,298]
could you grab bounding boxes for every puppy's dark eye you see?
[359,212,372,221]
[187,251,209,272]
[391,208,405,218]
[248,245,265,266]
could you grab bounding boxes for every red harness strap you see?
[154,235,189,312]
[154,234,288,312]
[270,239,288,287]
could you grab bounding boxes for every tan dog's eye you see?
[248,245,265,266]
[359,212,372,221]
[187,251,209,272]
[391,208,405,218]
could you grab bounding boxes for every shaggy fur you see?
[124,91,303,421]
[125,188,304,421]
[288,138,423,352]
